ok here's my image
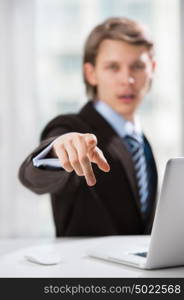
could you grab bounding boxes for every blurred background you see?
[0,0,183,237]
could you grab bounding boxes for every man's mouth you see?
[117,94,136,103]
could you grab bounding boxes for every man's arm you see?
[18,126,71,195]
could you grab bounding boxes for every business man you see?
[19,17,158,236]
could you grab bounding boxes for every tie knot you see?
[125,134,139,143]
[124,135,142,152]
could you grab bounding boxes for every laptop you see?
[87,158,184,269]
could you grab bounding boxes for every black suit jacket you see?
[19,101,158,236]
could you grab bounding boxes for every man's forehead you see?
[101,52,150,64]
[97,39,151,62]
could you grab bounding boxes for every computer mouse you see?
[25,252,62,265]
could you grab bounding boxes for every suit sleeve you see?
[18,122,74,195]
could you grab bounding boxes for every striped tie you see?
[124,135,149,215]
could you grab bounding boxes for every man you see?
[19,17,158,236]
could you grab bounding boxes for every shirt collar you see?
[93,100,143,142]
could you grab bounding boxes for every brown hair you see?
[83,17,154,99]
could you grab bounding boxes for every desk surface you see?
[0,236,184,278]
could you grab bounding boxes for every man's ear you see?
[151,60,156,73]
[83,63,97,86]
[147,60,156,91]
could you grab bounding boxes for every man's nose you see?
[118,68,135,85]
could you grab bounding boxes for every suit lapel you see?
[79,101,140,209]
[108,135,140,206]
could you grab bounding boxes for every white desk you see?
[0,236,184,278]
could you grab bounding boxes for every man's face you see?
[84,39,155,121]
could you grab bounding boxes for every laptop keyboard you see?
[134,252,148,258]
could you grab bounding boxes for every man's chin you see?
[115,107,135,120]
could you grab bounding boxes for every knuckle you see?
[90,133,97,142]
[70,158,79,166]
[55,134,65,144]
[77,134,87,146]
[54,140,64,150]
[62,161,70,169]
[66,138,73,144]
[68,132,79,140]
[79,155,88,164]
[77,134,85,142]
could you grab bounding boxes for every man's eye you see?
[108,64,118,70]
[132,64,145,70]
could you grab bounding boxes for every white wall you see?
[0,0,54,237]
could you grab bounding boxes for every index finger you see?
[74,135,96,186]
[82,158,96,186]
